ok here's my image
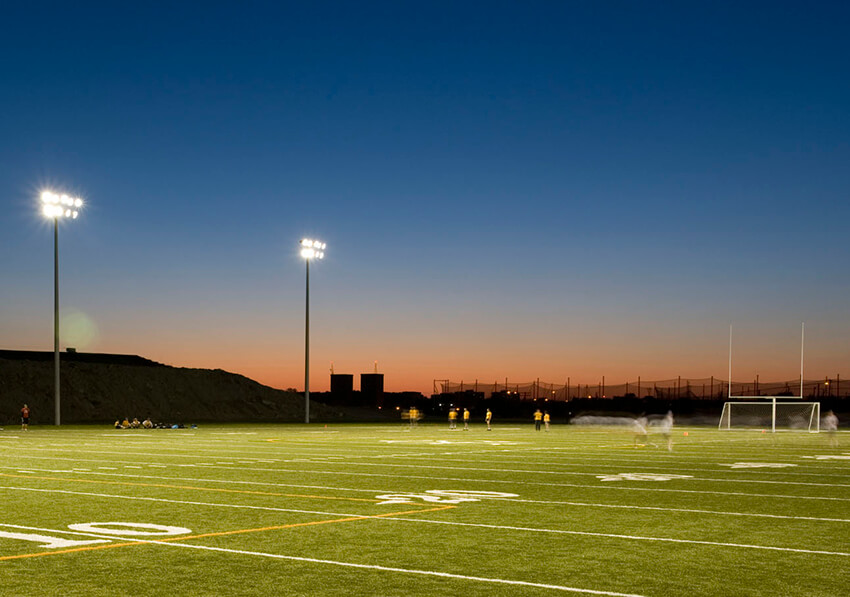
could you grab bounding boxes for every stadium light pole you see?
[300,238,326,424]
[40,190,83,426]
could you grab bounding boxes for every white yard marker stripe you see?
[379,518,850,557]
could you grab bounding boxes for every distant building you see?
[361,373,384,406]
[330,374,354,401]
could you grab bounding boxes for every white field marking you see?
[124,466,142,469]
[97,467,118,470]
[0,463,846,502]
[375,490,518,506]
[0,523,646,597]
[721,463,798,469]
[802,455,850,460]
[211,432,258,435]
[67,522,191,536]
[0,530,109,549]
[378,517,850,557]
[596,473,693,482]
[148,465,167,468]
[500,498,850,523]
[16,471,35,474]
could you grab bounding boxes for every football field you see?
[0,423,847,596]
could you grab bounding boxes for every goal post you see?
[718,399,820,432]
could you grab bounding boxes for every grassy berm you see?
[0,350,350,425]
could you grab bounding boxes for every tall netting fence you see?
[434,377,845,400]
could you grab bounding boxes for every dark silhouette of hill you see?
[0,350,347,425]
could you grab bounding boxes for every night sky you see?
[2,1,848,394]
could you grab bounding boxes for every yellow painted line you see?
[0,473,378,503]
[0,541,144,561]
[0,505,455,562]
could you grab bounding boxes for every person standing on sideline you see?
[463,408,470,430]
[448,408,457,430]
[533,409,543,431]
[485,409,492,431]
[21,404,30,431]
[543,411,550,431]
[824,410,839,447]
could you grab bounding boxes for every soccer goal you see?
[719,323,819,432]
[718,400,820,432]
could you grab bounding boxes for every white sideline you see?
[1,486,847,557]
[0,523,645,596]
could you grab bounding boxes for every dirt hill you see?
[0,350,346,425]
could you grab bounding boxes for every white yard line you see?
[377,517,850,557]
[500,498,850,523]
[0,523,644,597]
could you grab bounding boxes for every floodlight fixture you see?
[41,190,82,220]
[40,189,83,426]
[299,237,327,423]
[300,238,326,260]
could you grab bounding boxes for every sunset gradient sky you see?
[2,1,848,394]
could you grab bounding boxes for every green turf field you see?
[0,422,847,596]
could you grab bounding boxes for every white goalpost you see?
[719,323,820,432]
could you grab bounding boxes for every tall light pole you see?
[41,190,83,426]
[300,238,326,424]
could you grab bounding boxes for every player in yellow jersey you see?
[463,408,470,430]
[448,408,457,429]
[533,409,543,431]
[543,411,550,431]
[485,409,492,431]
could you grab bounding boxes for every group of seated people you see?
[114,417,193,429]
[115,417,153,429]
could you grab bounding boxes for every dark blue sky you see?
[2,1,848,392]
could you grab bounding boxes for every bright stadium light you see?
[300,238,327,423]
[40,189,84,426]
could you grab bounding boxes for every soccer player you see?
[463,408,470,430]
[20,404,30,431]
[533,409,543,431]
[543,411,550,431]
[659,411,674,451]
[448,408,457,430]
[633,416,648,447]
[824,410,839,447]
[485,409,492,431]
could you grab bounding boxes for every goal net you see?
[718,401,820,432]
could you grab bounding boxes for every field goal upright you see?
[719,323,820,433]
